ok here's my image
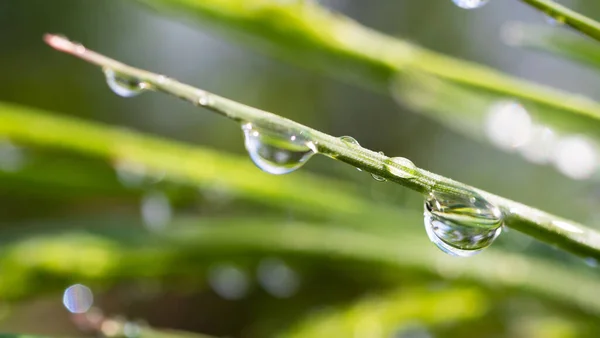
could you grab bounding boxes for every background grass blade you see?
[518,0,600,42]
[132,0,600,131]
[503,22,600,70]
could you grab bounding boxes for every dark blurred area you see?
[2,0,600,337]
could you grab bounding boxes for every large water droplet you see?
[242,123,315,175]
[104,68,148,97]
[452,0,489,9]
[424,190,503,257]
[63,284,94,313]
[384,157,417,179]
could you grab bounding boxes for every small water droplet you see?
[545,15,565,25]
[424,190,503,257]
[63,284,94,313]
[104,68,148,97]
[371,151,387,182]
[339,136,362,171]
[544,2,565,25]
[257,258,300,298]
[197,91,212,106]
[243,123,315,175]
[208,264,250,300]
[384,157,416,179]
[452,0,489,9]
[141,192,172,231]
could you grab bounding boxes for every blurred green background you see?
[2,0,600,337]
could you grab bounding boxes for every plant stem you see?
[44,34,600,260]
[518,0,600,42]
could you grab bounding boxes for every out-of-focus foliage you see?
[2,1,600,337]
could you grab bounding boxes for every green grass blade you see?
[2,218,600,316]
[284,287,488,337]
[131,0,600,132]
[38,35,600,261]
[518,0,600,42]
[504,22,600,70]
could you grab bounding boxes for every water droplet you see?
[208,264,250,300]
[452,0,489,9]
[63,284,94,313]
[339,135,360,146]
[552,136,598,180]
[0,139,26,172]
[257,258,300,298]
[545,15,565,25]
[485,101,532,151]
[141,192,172,231]
[339,136,362,171]
[424,190,503,257]
[371,151,387,182]
[242,123,316,175]
[197,91,212,106]
[544,2,565,25]
[104,68,148,97]
[384,157,417,179]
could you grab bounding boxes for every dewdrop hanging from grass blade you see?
[424,190,504,257]
[242,123,317,175]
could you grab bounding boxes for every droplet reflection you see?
[424,190,503,257]
[243,123,316,175]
